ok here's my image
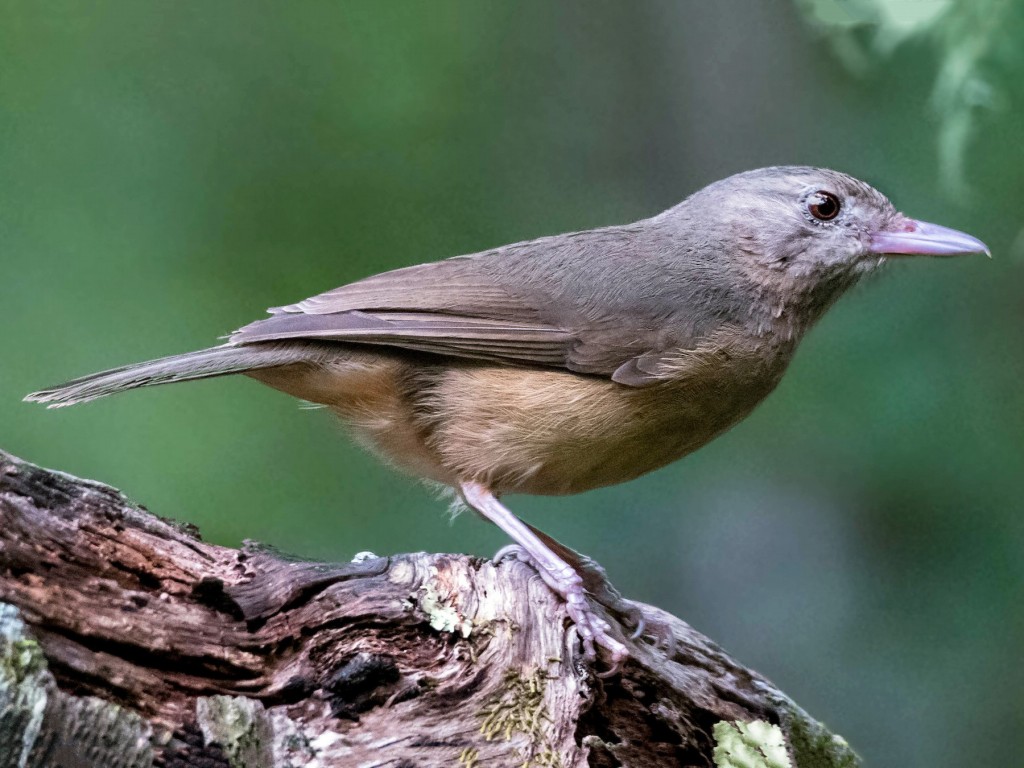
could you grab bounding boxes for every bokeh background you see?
[2,1,1022,764]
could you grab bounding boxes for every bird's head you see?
[696,166,988,275]
[670,166,989,328]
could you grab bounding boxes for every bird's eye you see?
[807,191,841,221]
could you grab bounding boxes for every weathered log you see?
[0,449,857,767]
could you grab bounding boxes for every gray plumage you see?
[28,166,903,407]
[25,344,317,407]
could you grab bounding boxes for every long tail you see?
[25,343,314,408]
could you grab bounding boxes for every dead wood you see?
[0,448,857,767]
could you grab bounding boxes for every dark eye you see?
[808,190,841,221]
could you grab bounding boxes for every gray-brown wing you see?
[229,256,577,369]
[231,309,573,367]
[229,226,705,385]
[271,256,536,320]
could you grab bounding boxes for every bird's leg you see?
[459,482,629,667]
[499,522,675,652]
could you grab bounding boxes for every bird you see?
[26,166,988,666]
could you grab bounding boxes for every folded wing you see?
[230,228,702,386]
[230,256,577,369]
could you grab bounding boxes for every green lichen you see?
[418,567,473,638]
[714,720,792,768]
[0,603,155,768]
[476,668,563,768]
[6,639,46,682]
[196,695,271,768]
[0,603,50,768]
[772,697,860,768]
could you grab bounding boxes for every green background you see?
[2,2,1022,764]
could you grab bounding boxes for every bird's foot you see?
[537,559,630,672]
[494,544,629,670]
[571,553,676,654]
[495,544,674,656]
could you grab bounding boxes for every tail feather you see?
[24,343,313,408]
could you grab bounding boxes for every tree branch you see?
[0,449,857,767]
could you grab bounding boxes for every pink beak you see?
[870,218,990,258]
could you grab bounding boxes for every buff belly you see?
[247,342,791,497]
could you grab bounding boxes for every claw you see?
[595,656,625,678]
[492,543,528,565]
[629,613,646,641]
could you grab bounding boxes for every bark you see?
[0,448,858,768]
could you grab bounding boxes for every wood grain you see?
[0,449,857,767]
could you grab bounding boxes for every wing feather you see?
[271,258,534,320]
[229,225,704,386]
[230,257,575,368]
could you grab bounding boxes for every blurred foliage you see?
[796,0,1024,190]
[0,2,1021,767]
